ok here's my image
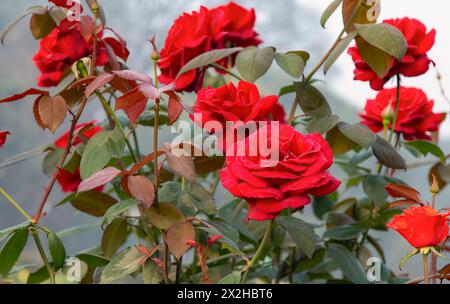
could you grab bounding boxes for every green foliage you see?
[0,227,29,277]
[236,46,275,82]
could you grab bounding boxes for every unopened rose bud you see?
[71,57,91,79]
[382,104,394,121]
[430,174,440,194]
[149,36,160,61]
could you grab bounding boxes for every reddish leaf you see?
[110,76,136,93]
[113,70,151,83]
[78,167,122,192]
[127,175,155,209]
[103,35,129,61]
[85,73,114,97]
[115,87,148,124]
[33,96,47,129]
[388,199,420,209]
[166,221,195,259]
[385,183,421,202]
[38,95,67,133]
[167,91,183,124]
[125,150,166,176]
[164,144,197,183]
[67,76,97,90]
[0,88,48,103]
[0,130,10,148]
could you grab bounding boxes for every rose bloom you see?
[0,130,10,148]
[54,121,103,192]
[220,124,340,220]
[348,17,436,90]
[387,206,449,248]
[193,80,284,129]
[33,18,128,87]
[158,2,261,92]
[360,86,445,141]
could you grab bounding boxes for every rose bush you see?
[0,0,448,286]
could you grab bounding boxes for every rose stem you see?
[34,1,100,223]
[241,220,274,283]
[423,254,429,284]
[31,228,55,284]
[387,73,401,144]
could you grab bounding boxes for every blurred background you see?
[0,0,449,281]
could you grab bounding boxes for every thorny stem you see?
[31,229,55,284]
[241,220,274,283]
[152,58,160,203]
[0,187,33,222]
[34,3,100,223]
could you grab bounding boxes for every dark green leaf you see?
[276,216,318,258]
[307,114,339,134]
[371,136,406,169]
[218,271,241,284]
[338,122,376,148]
[147,202,185,230]
[402,140,445,162]
[71,191,118,217]
[294,82,332,118]
[142,260,162,284]
[324,31,357,74]
[327,244,368,283]
[320,0,343,28]
[363,174,389,206]
[0,227,29,277]
[47,230,66,268]
[102,198,138,226]
[323,225,363,240]
[313,196,335,220]
[76,253,110,267]
[100,247,144,283]
[102,218,128,258]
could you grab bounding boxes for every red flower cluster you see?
[349,17,436,90]
[220,124,340,221]
[33,18,128,87]
[0,130,10,148]
[360,86,445,140]
[54,121,103,192]
[158,2,261,91]
[387,206,449,248]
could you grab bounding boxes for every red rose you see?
[360,86,445,141]
[348,17,436,90]
[0,130,10,148]
[220,124,340,221]
[158,2,261,92]
[33,18,128,87]
[387,206,449,248]
[54,121,103,148]
[193,81,284,151]
[53,121,103,192]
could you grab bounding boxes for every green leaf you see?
[218,271,241,284]
[100,247,145,283]
[371,136,406,170]
[278,84,295,97]
[80,127,125,179]
[276,216,318,258]
[71,191,118,217]
[0,227,29,277]
[287,50,310,63]
[294,82,332,118]
[102,218,129,258]
[355,23,407,61]
[323,225,363,240]
[307,114,339,134]
[363,174,389,206]
[236,46,275,82]
[199,226,244,256]
[313,196,335,220]
[0,222,29,243]
[324,31,357,74]
[180,183,217,215]
[30,11,56,39]
[327,244,368,284]
[356,37,393,78]
[102,198,138,226]
[42,148,64,176]
[147,202,185,230]
[320,0,343,28]
[27,264,50,284]
[1,5,47,44]
[76,253,110,267]
[274,52,305,78]
[399,248,419,270]
[326,125,357,155]
[338,122,376,148]
[158,181,181,203]
[403,140,445,162]
[142,260,163,284]
[47,230,66,268]
[176,47,243,79]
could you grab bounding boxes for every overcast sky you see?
[299,0,450,137]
